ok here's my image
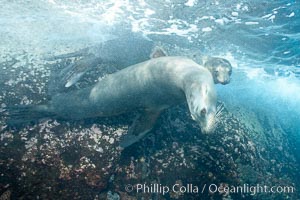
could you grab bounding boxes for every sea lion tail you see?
[6,105,55,127]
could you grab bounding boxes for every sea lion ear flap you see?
[202,84,209,95]
[150,46,167,58]
[192,54,207,65]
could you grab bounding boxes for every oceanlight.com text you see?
[124,183,295,196]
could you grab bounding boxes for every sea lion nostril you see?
[201,108,207,116]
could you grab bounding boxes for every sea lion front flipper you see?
[119,110,162,149]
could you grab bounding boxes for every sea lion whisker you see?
[215,103,224,118]
[211,103,224,130]
[215,111,222,119]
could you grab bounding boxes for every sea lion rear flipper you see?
[59,55,102,88]
[119,110,161,149]
[7,105,55,127]
[44,47,90,61]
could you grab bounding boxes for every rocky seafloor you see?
[0,52,299,200]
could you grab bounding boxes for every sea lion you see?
[202,57,232,85]
[10,56,218,148]
[49,42,232,93]
[48,33,155,92]
[154,52,232,85]
[58,44,167,90]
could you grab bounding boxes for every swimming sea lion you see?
[53,40,232,91]
[10,56,218,148]
[48,33,155,91]
[155,52,232,85]
[203,57,232,85]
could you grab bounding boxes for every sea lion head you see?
[187,82,217,134]
[204,57,232,85]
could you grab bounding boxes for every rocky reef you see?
[0,53,299,199]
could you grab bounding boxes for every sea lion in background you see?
[54,43,232,92]
[48,33,156,92]
[153,50,233,85]
[201,56,232,85]
[10,57,218,148]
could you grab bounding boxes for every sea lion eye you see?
[200,108,207,116]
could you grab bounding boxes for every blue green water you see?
[0,0,299,199]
